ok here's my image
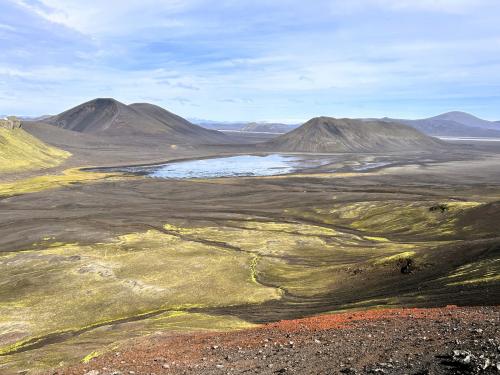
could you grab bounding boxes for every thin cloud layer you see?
[1,0,499,120]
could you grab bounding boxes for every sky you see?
[1,0,500,122]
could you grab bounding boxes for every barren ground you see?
[59,306,500,375]
[0,136,499,374]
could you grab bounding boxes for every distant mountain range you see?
[18,115,53,121]
[195,111,500,138]
[191,119,299,133]
[15,99,456,166]
[37,98,230,144]
[21,102,500,152]
[263,117,444,153]
[380,111,500,137]
[188,119,248,131]
[241,122,300,133]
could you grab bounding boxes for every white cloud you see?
[330,0,490,14]
[0,23,16,31]
[382,0,490,13]
[11,0,198,35]
[3,0,500,119]
[211,56,291,68]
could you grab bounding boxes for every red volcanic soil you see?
[56,306,499,375]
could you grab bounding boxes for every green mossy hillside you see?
[0,127,70,173]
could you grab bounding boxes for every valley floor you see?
[0,140,499,374]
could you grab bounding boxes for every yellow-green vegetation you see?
[1,198,497,374]
[0,168,122,197]
[289,201,482,240]
[0,127,70,173]
[373,251,416,265]
[164,221,364,259]
[0,311,253,372]
[257,257,347,297]
[233,221,342,236]
[364,236,391,242]
[0,229,279,358]
[341,201,481,238]
[162,221,420,298]
[443,258,500,286]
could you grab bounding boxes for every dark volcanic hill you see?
[264,117,444,153]
[44,98,229,143]
[128,102,231,143]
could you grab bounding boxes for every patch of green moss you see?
[0,198,495,374]
[0,311,254,373]
[289,201,482,240]
[0,168,122,197]
[443,258,500,286]
[373,251,416,265]
[162,221,360,260]
[0,128,70,173]
[82,349,103,363]
[0,229,280,361]
[364,236,391,242]
[344,201,482,238]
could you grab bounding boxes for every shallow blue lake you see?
[89,154,391,179]
[147,154,311,179]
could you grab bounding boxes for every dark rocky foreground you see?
[57,306,499,375]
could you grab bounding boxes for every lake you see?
[89,154,396,179]
[109,154,329,179]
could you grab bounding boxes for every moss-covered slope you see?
[0,127,70,173]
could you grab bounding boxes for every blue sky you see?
[1,0,500,121]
